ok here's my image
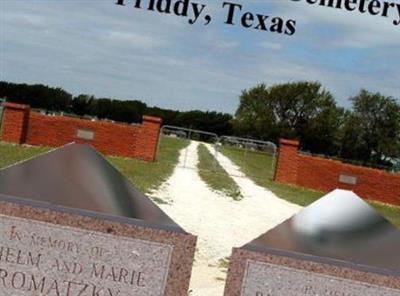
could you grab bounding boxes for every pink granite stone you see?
[0,199,196,296]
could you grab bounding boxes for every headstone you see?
[339,173,358,185]
[224,189,400,296]
[0,143,196,296]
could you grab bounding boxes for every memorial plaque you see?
[0,144,196,296]
[77,128,95,140]
[339,173,358,185]
[0,215,172,296]
[242,261,400,296]
[224,190,400,296]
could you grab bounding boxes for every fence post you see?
[271,145,277,175]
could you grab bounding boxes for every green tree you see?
[0,81,72,111]
[71,94,96,116]
[0,81,247,136]
[233,82,343,154]
[340,90,400,165]
[233,84,274,139]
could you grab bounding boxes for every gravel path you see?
[205,143,301,223]
[151,141,301,296]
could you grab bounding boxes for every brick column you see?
[134,115,162,161]
[275,138,300,185]
[1,102,31,144]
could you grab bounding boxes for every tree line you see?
[0,81,233,136]
[234,82,400,169]
[0,81,399,169]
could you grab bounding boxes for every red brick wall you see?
[0,103,30,144]
[1,103,162,161]
[275,139,400,206]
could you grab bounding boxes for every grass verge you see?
[197,144,243,200]
[0,142,51,169]
[219,146,275,180]
[219,146,324,205]
[218,257,230,274]
[108,136,189,193]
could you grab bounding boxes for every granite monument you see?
[224,189,400,296]
[0,143,196,296]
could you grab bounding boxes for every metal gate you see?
[157,125,219,170]
[217,136,277,180]
[156,125,278,182]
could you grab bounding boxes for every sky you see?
[1,0,399,114]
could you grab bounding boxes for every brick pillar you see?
[1,102,31,144]
[135,115,162,161]
[275,138,300,185]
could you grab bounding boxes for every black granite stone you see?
[243,189,400,276]
[0,143,182,232]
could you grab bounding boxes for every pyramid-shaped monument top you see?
[244,189,400,274]
[0,143,182,232]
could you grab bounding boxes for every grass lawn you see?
[219,145,400,227]
[108,136,189,193]
[0,136,189,194]
[197,144,242,200]
[219,145,324,205]
[0,142,51,169]
[219,146,276,180]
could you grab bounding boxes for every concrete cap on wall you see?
[142,115,162,124]
[2,102,31,110]
[279,138,300,147]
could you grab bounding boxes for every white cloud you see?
[261,41,282,50]
[105,30,164,49]
[215,40,239,51]
[3,12,46,26]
